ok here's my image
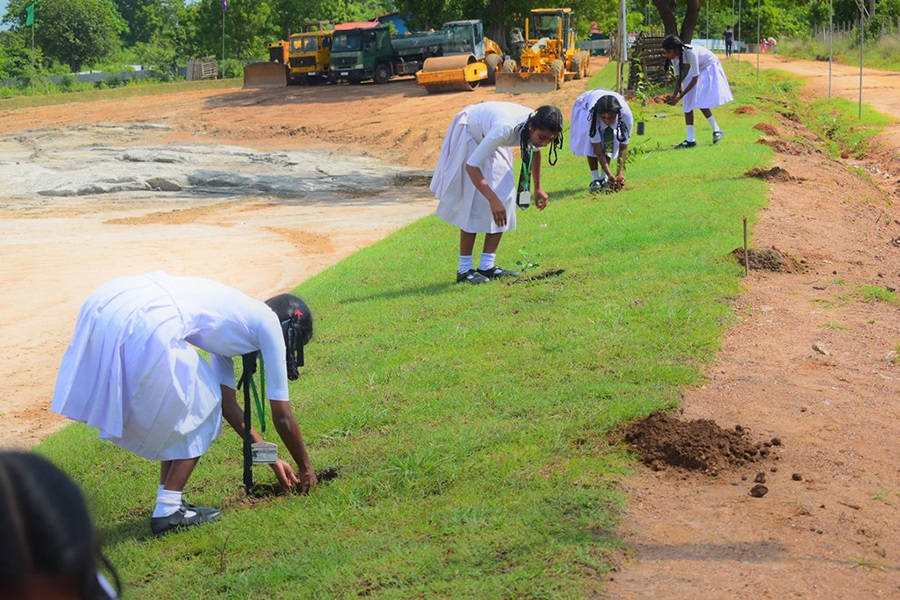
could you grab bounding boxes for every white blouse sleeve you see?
[466,124,515,168]
[258,312,290,401]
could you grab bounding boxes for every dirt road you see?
[0,67,594,446]
[605,54,900,598]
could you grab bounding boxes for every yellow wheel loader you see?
[415,20,504,93]
[496,8,591,94]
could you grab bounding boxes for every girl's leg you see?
[457,229,487,283]
[701,108,723,141]
[678,110,696,146]
[482,232,503,255]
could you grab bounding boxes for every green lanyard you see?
[521,147,533,192]
[246,355,267,436]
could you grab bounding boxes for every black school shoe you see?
[476,266,520,279]
[713,130,724,144]
[674,140,697,149]
[456,269,490,284]
[151,505,222,535]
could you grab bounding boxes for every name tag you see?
[517,190,531,208]
[251,441,278,464]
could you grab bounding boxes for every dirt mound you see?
[622,411,778,476]
[753,122,782,136]
[734,106,757,114]
[745,166,794,181]
[730,246,807,272]
[758,137,820,156]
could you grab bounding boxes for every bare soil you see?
[1,55,898,596]
[605,54,900,598]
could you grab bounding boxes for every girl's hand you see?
[489,197,507,226]
[295,465,318,494]
[270,458,300,490]
[534,189,548,210]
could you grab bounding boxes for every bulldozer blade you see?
[495,72,557,94]
[243,62,288,88]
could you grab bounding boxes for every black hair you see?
[662,35,691,88]
[0,452,121,599]
[589,95,628,143]
[265,293,313,381]
[516,104,564,166]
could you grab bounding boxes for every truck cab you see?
[287,28,333,84]
[441,20,486,60]
[330,26,393,84]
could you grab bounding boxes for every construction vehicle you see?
[244,22,332,88]
[244,49,289,88]
[496,8,591,94]
[330,25,442,84]
[286,21,333,84]
[415,20,504,93]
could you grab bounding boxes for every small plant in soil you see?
[515,248,541,273]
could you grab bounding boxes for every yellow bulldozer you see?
[245,21,332,88]
[415,20,504,93]
[496,7,591,94]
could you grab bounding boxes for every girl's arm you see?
[593,141,614,179]
[530,149,547,210]
[465,164,508,226]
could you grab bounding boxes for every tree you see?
[4,0,126,72]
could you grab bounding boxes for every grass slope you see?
[38,62,833,598]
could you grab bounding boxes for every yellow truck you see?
[245,22,332,88]
[496,8,591,94]
[286,21,333,84]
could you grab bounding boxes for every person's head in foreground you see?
[0,451,121,600]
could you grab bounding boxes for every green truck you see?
[330,26,446,84]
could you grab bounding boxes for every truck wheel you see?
[485,54,502,84]
[572,54,583,80]
[581,52,591,78]
[550,59,564,89]
[502,59,518,73]
[374,63,391,84]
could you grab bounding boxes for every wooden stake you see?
[743,216,749,276]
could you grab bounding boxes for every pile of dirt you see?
[745,166,794,182]
[753,122,782,136]
[734,106,757,115]
[730,246,807,272]
[622,411,779,476]
[758,137,821,156]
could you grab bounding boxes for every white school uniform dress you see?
[51,271,289,462]
[672,45,733,112]
[569,88,634,159]
[431,101,533,234]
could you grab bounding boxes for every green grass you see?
[34,61,888,598]
[0,77,243,110]
[780,35,900,72]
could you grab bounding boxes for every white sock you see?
[478,253,496,271]
[686,125,696,142]
[707,115,720,131]
[590,169,600,181]
[458,254,473,274]
[152,488,194,518]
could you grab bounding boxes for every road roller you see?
[416,54,489,93]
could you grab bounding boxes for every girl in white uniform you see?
[570,88,633,193]
[662,35,733,148]
[51,272,317,535]
[431,102,564,284]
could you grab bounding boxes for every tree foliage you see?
[4,0,127,71]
